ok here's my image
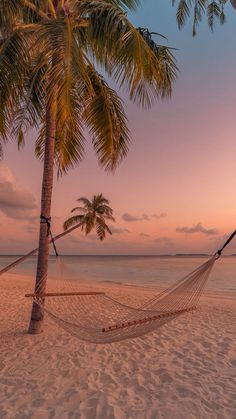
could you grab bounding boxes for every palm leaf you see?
[77,197,93,207]
[0,29,32,140]
[75,0,178,107]
[172,0,228,34]
[176,0,194,29]
[82,63,130,171]
[63,214,85,231]
[207,1,221,30]
[95,216,112,240]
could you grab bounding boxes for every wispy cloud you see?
[140,232,150,238]
[176,223,218,236]
[152,213,167,219]
[110,226,130,235]
[0,164,37,220]
[122,213,149,222]
[122,212,167,222]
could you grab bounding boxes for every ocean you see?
[1,255,236,295]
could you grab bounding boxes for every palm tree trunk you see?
[28,100,57,334]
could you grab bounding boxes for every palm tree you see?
[0,0,178,334]
[0,196,113,276]
[64,194,115,240]
[172,0,234,36]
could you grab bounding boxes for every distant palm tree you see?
[64,194,115,241]
[0,1,178,334]
[172,0,233,35]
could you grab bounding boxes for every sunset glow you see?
[0,0,235,255]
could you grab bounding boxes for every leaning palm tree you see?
[64,194,115,240]
[172,0,234,36]
[0,195,114,276]
[0,0,178,334]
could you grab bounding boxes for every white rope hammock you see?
[26,256,216,343]
[1,229,234,343]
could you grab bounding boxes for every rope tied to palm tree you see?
[40,214,59,257]
[0,194,114,277]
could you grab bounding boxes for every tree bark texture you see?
[28,99,57,334]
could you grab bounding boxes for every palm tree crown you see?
[0,0,178,172]
[63,194,115,240]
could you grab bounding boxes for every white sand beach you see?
[0,273,236,419]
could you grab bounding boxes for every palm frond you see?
[34,19,95,175]
[36,19,93,102]
[207,1,221,31]
[0,0,22,35]
[95,216,112,240]
[172,0,228,34]
[71,206,88,213]
[94,193,110,205]
[12,51,47,143]
[75,0,178,108]
[63,214,85,230]
[0,28,32,140]
[84,214,95,235]
[77,197,93,207]
[176,0,194,29]
[82,63,130,171]
[72,0,140,14]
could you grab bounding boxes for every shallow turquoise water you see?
[1,255,236,295]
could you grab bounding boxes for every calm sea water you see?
[1,255,236,295]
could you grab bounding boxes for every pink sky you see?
[0,2,236,255]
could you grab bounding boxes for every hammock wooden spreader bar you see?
[25,291,105,298]
[102,306,197,333]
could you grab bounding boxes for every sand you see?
[0,273,236,419]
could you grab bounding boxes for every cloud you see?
[140,232,150,237]
[152,213,168,219]
[122,212,167,222]
[176,223,218,236]
[122,213,149,222]
[110,226,130,235]
[0,163,37,220]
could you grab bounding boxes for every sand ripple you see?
[0,274,236,418]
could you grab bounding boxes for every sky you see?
[0,0,236,255]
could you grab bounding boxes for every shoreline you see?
[1,271,236,301]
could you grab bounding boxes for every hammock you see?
[2,230,236,343]
[26,255,216,343]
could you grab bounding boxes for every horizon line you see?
[1,253,236,257]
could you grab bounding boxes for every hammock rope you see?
[1,228,235,343]
[27,255,215,343]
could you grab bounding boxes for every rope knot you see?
[40,214,59,257]
[40,214,51,236]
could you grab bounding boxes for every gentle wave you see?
[1,255,236,294]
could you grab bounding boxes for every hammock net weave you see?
[27,256,216,343]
